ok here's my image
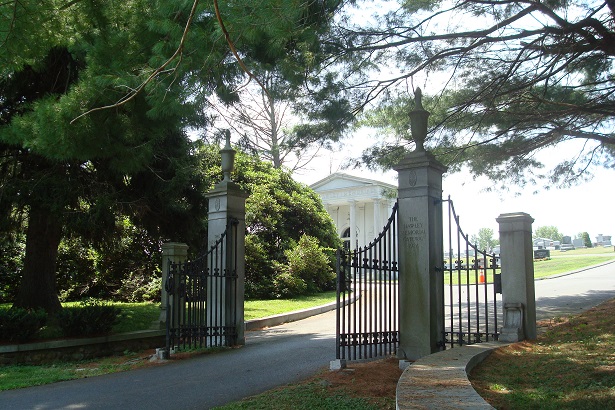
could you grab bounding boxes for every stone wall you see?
[0,330,165,365]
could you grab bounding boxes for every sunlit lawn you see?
[471,297,615,409]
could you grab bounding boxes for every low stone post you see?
[394,88,447,360]
[157,242,189,329]
[205,132,249,346]
[496,212,537,341]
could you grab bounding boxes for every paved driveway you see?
[0,310,337,410]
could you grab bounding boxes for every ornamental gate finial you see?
[410,87,429,152]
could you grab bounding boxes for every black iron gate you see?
[165,219,239,352]
[441,197,502,347]
[335,202,399,361]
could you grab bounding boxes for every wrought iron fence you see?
[336,202,399,361]
[165,219,239,352]
[440,197,501,348]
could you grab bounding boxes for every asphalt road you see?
[1,260,614,410]
[535,260,615,320]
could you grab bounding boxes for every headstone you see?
[534,249,550,259]
[562,235,572,244]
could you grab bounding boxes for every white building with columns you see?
[310,173,397,250]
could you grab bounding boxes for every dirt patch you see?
[316,356,402,406]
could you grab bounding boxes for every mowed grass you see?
[445,247,615,284]
[0,353,157,391]
[212,382,384,410]
[534,247,615,278]
[470,297,615,409]
[244,291,336,320]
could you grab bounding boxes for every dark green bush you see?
[273,235,336,298]
[0,307,47,343]
[273,262,308,298]
[0,232,25,304]
[55,300,122,337]
[115,271,161,303]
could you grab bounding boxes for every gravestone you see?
[534,249,550,259]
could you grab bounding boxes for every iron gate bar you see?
[165,218,239,353]
[336,202,399,361]
[441,197,501,348]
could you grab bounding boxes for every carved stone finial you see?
[414,87,424,110]
[410,87,429,152]
[220,129,235,182]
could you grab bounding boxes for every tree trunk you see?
[13,205,63,314]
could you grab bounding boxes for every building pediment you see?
[310,172,396,204]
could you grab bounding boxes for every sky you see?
[293,142,614,242]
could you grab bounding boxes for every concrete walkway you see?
[397,343,501,410]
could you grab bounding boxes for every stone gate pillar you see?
[496,212,537,341]
[394,88,447,360]
[205,132,249,345]
[158,242,189,329]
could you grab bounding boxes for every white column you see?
[349,200,357,250]
[373,199,382,236]
[359,204,365,247]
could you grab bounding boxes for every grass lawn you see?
[0,353,159,391]
[470,297,615,409]
[533,247,615,278]
[108,291,339,332]
[244,291,336,320]
[444,247,615,284]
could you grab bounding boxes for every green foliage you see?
[534,226,564,242]
[54,217,163,302]
[470,228,499,252]
[273,235,336,298]
[115,273,161,303]
[0,0,344,310]
[285,235,335,294]
[55,300,122,337]
[0,307,47,343]
[207,0,352,171]
[0,232,24,303]
[273,264,309,298]
[580,232,593,248]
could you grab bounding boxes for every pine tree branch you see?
[70,0,200,124]
[212,0,270,100]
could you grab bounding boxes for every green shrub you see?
[245,235,276,299]
[115,271,161,303]
[55,300,122,337]
[285,235,335,294]
[273,262,308,298]
[0,307,47,343]
[0,233,25,304]
[271,235,336,298]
